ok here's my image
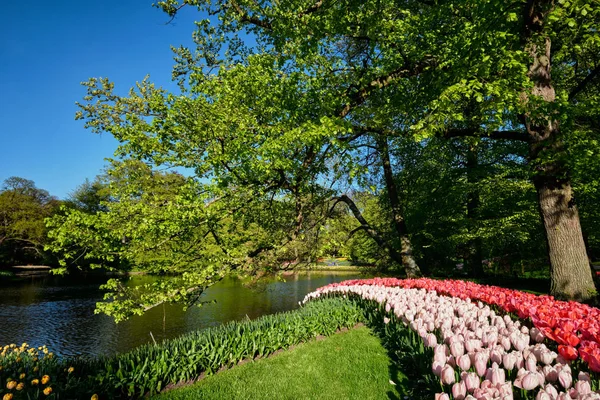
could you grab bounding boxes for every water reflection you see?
[0,271,365,357]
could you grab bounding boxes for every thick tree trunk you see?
[466,143,484,278]
[522,0,596,300]
[376,136,422,278]
[533,175,595,300]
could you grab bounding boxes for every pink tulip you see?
[543,365,558,382]
[384,317,390,324]
[575,380,591,395]
[558,370,572,389]
[544,383,558,399]
[425,333,438,348]
[451,341,465,359]
[578,371,590,382]
[474,352,488,377]
[503,352,517,370]
[452,381,467,400]
[466,339,482,353]
[519,372,540,390]
[435,393,450,400]
[432,361,444,377]
[435,344,448,362]
[457,354,471,371]
[463,372,480,393]
[485,363,505,385]
[447,355,457,368]
[540,350,556,365]
[500,336,512,351]
[568,388,578,399]
[490,348,503,365]
[536,391,551,400]
[498,382,513,398]
[531,327,545,343]
[526,354,538,372]
[441,364,456,385]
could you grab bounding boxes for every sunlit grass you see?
[154,326,404,400]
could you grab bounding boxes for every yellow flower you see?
[19,373,26,379]
[33,366,39,372]
[91,395,99,400]
[43,386,52,396]
[41,375,50,385]
[16,382,24,391]
[31,378,39,386]
[3,393,14,400]
[6,381,17,390]
[67,366,74,373]
[15,357,21,363]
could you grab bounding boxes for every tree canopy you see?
[45,0,600,319]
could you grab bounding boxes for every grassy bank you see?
[154,326,403,400]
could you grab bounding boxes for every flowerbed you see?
[303,278,600,400]
[1,297,363,399]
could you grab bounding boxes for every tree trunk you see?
[376,136,422,278]
[533,168,595,300]
[336,194,405,269]
[522,1,596,300]
[466,142,484,278]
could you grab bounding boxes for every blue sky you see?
[0,1,201,198]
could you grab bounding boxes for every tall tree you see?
[62,0,599,314]
[153,0,599,299]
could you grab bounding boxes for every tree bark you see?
[376,136,422,278]
[335,194,405,268]
[533,174,594,300]
[466,142,484,278]
[522,0,596,300]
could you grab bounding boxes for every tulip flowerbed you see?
[303,278,600,400]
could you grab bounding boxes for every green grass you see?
[154,326,404,400]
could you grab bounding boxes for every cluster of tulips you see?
[317,278,600,374]
[0,343,97,400]
[303,281,600,400]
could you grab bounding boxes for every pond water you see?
[0,271,365,358]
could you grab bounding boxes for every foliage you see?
[393,137,547,275]
[49,0,600,309]
[153,326,403,400]
[1,297,363,399]
[0,177,60,267]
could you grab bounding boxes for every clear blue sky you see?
[0,1,201,199]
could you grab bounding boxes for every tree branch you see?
[228,0,272,29]
[443,129,531,142]
[569,64,600,101]
[337,59,436,118]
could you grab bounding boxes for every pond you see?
[0,271,366,358]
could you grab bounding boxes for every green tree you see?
[155,0,599,299]
[0,177,59,266]
[62,0,599,317]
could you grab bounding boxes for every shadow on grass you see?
[360,302,439,400]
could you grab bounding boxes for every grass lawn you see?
[154,326,405,400]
